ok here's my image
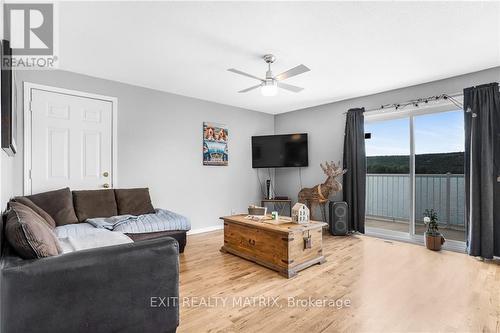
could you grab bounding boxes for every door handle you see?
[103,183,110,188]
[103,171,109,177]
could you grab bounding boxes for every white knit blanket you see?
[57,230,133,254]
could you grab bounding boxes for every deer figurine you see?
[298,161,347,221]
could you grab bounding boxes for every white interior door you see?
[29,88,114,193]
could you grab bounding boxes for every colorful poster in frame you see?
[203,122,228,166]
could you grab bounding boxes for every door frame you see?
[364,95,466,252]
[23,82,118,195]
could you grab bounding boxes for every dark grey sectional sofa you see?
[0,187,183,333]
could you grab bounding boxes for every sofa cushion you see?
[73,189,118,222]
[13,196,56,229]
[54,222,103,239]
[5,202,62,259]
[114,188,155,216]
[27,187,79,226]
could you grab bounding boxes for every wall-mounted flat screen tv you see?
[252,133,308,168]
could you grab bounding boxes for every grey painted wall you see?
[274,67,500,212]
[1,66,498,230]
[2,70,274,231]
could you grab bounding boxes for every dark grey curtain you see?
[343,108,366,233]
[464,82,500,258]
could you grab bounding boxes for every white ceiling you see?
[58,1,500,114]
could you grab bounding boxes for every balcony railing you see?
[366,173,465,229]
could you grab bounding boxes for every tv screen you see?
[252,134,308,168]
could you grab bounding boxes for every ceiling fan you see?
[227,54,310,96]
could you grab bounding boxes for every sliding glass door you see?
[414,110,465,242]
[364,105,466,248]
[365,118,411,235]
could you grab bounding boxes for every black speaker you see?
[329,201,349,236]
[266,180,271,199]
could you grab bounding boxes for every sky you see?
[365,110,464,156]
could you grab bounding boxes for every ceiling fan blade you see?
[238,84,261,93]
[275,64,310,81]
[277,82,304,93]
[227,68,264,82]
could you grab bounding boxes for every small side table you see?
[261,199,292,217]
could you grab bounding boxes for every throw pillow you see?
[27,187,79,226]
[114,188,155,216]
[5,202,62,259]
[73,189,118,222]
[13,196,57,229]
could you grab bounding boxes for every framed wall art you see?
[203,122,228,166]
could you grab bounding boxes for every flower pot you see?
[425,232,445,251]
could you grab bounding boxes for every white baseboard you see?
[187,224,223,235]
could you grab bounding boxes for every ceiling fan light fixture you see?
[261,79,278,97]
[228,54,310,95]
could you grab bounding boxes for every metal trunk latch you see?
[303,231,312,249]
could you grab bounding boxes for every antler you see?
[321,161,348,177]
[337,160,348,176]
[329,161,335,174]
[320,162,327,174]
[329,161,344,176]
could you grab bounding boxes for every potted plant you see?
[423,209,445,251]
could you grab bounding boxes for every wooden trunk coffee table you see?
[220,215,327,278]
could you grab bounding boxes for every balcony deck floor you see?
[366,218,465,242]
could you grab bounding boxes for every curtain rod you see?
[343,92,464,115]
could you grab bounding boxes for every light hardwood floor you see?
[178,230,500,332]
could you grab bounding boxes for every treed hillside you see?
[367,152,464,174]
